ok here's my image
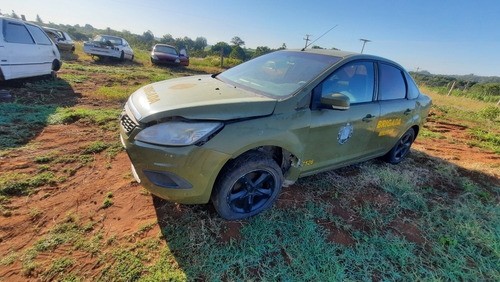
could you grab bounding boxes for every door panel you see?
[304,103,381,173]
[375,99,417,153]
[373,63,418,153]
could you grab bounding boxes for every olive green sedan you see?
[120,49,431,220]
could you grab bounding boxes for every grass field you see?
[0,45,498,281]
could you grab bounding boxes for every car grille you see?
[121,114,137,134]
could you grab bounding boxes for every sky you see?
[1,0,499,76]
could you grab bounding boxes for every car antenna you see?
[301,25,338,51]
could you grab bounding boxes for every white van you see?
[0,16,61,81]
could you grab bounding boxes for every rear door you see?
[25,23,57,74]
[374,63,418,154]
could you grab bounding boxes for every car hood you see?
[128,75,277,123]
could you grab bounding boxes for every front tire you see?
[211,152,283,220]
[384,128,415,164]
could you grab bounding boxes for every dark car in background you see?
[150,44,189,66]
[43,27,75,52]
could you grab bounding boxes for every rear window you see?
[155,45,178,55]
[378,63,407,100]
[26,24,52,45]
[3,21,34,44]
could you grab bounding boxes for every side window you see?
[321,61,375,103]
[4,21,35,44]
[26,24,52,45]
[378,63,407,100]
[405,72,420,99]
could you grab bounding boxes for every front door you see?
[303,61,380,173]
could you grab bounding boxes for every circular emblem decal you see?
[338,123,353,144]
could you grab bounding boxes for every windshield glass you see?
[94,35,123,45]
[217,51,341,98]
[154,45,178,55]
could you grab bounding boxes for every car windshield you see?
[155,45,178,55]
[94,35,123,45]
[217,51,341,98]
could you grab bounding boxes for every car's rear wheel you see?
[52,59,61,71]
[211,152,283,220]
[384,128,415,164]
[120,51,125,61]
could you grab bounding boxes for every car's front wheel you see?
[211,152,283,220]
[384,128,415,164]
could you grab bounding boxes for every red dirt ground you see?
[0,74,498,280]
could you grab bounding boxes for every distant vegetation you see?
[3,10,499,103]
[1,10,287,61]
[411,72,500,104]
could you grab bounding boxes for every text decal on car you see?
[376,118,402,129]
[144,85,160,104]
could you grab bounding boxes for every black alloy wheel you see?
[212,152,283,220]
[384,128,415,164]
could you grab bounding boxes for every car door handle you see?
[404,109,412,115]
[362,114,375,122]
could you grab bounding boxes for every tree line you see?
[411,72,500,103]
[1,10,287,61]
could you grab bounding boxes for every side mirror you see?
[320,93,350,110]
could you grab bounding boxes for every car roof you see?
[154,44,176,48]
[295,48,405,70]
[0,16,40,26]
[42,27,61,32]
[298,48,357,58]
[99,34,123,39]
[0,15,24,23]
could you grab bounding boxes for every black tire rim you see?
[227,169,276,214]
[394,131,414,161]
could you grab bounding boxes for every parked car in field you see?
[120,49,432,219]
[150,44,189,66]
[83,35,134,61]
[43,27,75,52]
[0,16,61,81]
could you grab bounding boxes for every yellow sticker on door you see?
[376,118,402,129]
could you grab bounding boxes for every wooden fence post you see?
[447,81,456,96]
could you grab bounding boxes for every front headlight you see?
[134,121,223,146]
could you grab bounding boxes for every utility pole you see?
[303,34,311,49]
[359,38,371,53]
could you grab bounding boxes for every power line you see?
[302,25,338,50]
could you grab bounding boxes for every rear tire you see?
[119,51,125,61]
[52,59,61,71]
[384,128,415,164]
[211,152,283,220]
